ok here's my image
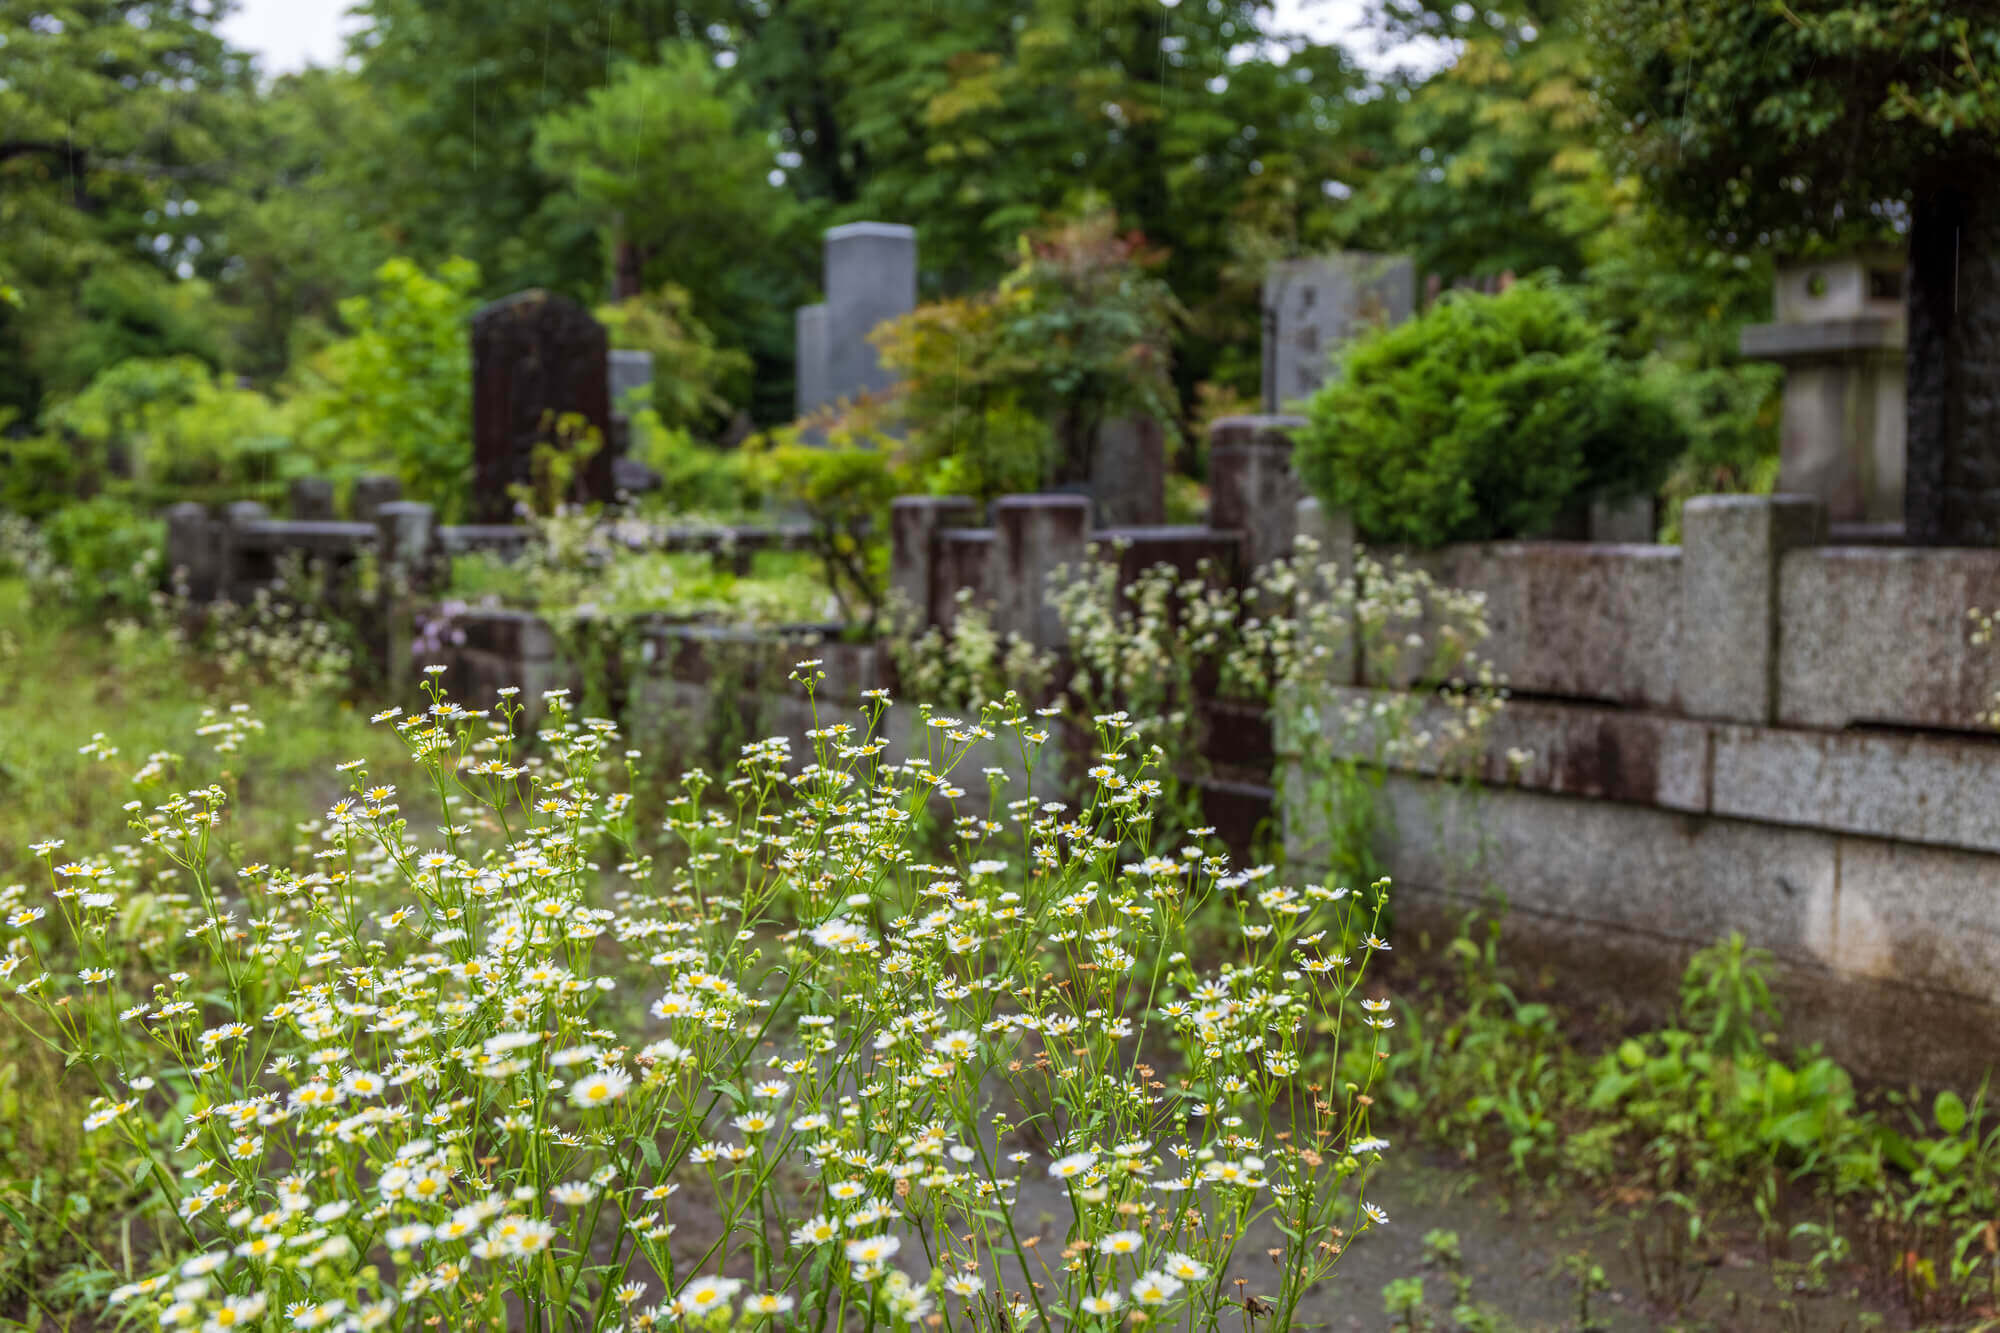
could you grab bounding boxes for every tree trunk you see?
[1906,180,2000,545]
[612,233,644,302]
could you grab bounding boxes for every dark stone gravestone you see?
[470,291,613,523]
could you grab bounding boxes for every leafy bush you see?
[39,356,302,502]
[596,283,752,435]
[293,256,480,514]
[34,496,162,617]
[1294,279,1690,547]
[874,208,1182,502]
[747,430,905,630]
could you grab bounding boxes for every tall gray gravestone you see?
[794,223,916,417]
[470,291,613,523]
[1261,253,1416,413]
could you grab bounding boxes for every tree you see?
[529,46,806,422]
[1589,1,2000,544]
[0,0,255,418]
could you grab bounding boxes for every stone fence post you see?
[165,502,220,601]
[217,501,269,602]
[1210,415,1307,570]
[351,474,403,525]
[289,477,336,521]
[375,501,438,594]
[1679,494,1827,723]
[992,494,1091,652]
[889,496,978,627]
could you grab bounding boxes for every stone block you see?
[165,501,219,600]
[1587,495,1656,543]
[1295,497,1358,685]
[932,531,994,631]
[1678,494,1826,723]
[453,608,557,662]
[1286,688,1710,814]
[1091,417,1166,526]
[1209,415,1306,569]
[1301,775,1843,969]
[1411,542,1683,707]
[608,348,653,414]
[889,496,978,627]
[1711,724,2000,854]
[991,495,1090,651]
[824,223,916,407]
[351,474,402,524]
[794,303,830,418]
[288,477,336,521]
[1830,837,2000,1007]
[1096,527,1241,594]
[1776,545,2000,731]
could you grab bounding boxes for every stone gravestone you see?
[469,291,613,523]
[794,223,916,418]
[1261,253,1416,413]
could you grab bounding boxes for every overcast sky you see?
[219,0,1437,77]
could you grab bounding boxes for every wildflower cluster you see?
[4,666,1397,1330]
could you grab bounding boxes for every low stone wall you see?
[1285,493,2000,1084]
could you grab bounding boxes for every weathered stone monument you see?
[470,291,613,523]
[1739,255,1907,527]
[794,223,917,417]
[1261,252,1416,412]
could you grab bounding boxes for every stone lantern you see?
[1739,255,1907,527]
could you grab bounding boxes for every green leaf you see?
[1936,1089,1969,1136]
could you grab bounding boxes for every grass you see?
[0,576,405,1323]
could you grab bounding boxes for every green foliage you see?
[596,285,753,436]
[42,356,301,501]
[36,497,162,618]
[634,429,764,517]
[874,209,1181,499]
[1588,0,2000,251]
[1333,7,1608,284]
[293,256,481,514]
[746,431,904,630]
[0,432,79,520]
[873,293,1052,505]
[1294,280,1689,547]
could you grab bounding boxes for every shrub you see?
[873,207,1183,502]
[596,284,752,436]
[2,674,1398,1331]
[38,356,302,503]
[293,256,481,515]
[36,496,162,617]
[1293,279,1689,547]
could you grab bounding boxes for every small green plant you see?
[1562,1250,1613,1333]
[1294,278,1689,547]
[1383,1274,1437,1331]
